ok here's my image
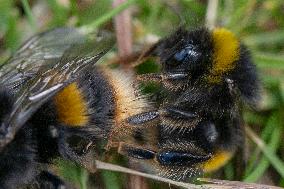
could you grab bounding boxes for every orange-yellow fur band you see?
[54,82,89,126]
[207,28,240,83]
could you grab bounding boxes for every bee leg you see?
[107,111,159,149]
[122,106,196,127]
[119,143,211,165]
[156,151,211,166]
[120,107,195,129]
[159,106,198,132]
[137,72,188,91]
[137,73,188,83]
[118,143,156,160]
[126,111,160,126]
[155,150,211,181]
[110,111,160,148]
[118,143,212,181]
[161,106,197,120]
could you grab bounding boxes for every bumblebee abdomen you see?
[53,82,89,127]
[51,66,116,131]
[50,65,151,145]
[202,150,233,172]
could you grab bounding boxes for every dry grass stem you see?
[206,0,219,29]
[96,161,282,189]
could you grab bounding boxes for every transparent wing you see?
[0,28,115,150]
[0,27,90,91]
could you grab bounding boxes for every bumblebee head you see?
[154,28,243,82]
[147,27,259,105]
[154,28,213,80]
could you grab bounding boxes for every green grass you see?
[0,0,283,188]
[21,0,37,30]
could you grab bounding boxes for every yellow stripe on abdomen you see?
[207,28,240,83]
[54,82,89,126]
[202,150,234,173]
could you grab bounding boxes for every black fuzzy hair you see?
[0,88,14,122]
[0,125,38,189]
[231,45,261,106]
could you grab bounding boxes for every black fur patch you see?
[0,88,14,122]
[0,125,37,189]
[231,44,260,106]
[78,68,115,135]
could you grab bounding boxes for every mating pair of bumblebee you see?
[0,26,259,188]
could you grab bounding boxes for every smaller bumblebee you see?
[0,27,152,189]
[0,28,116,188]
[117,27,260,181]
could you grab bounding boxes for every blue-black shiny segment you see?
[157,151,211,166]
[174,45,200,63]
[127,111,159,125]
[164,107,196,120]
[125,147,155,159]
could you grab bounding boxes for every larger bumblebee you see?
[117,27,260,181]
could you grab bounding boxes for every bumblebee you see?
[0,27,158,188]
[0,27,118,188]
[117,27,260,181]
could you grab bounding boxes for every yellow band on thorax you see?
[207,28,240,83]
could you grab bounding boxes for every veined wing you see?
[0,27,115,151]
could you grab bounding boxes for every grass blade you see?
[80,0,137,33]
[244,113,282,182]
[245,126,284,178]
[21,0,37,30]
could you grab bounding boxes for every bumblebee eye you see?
[171,45,200,66]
